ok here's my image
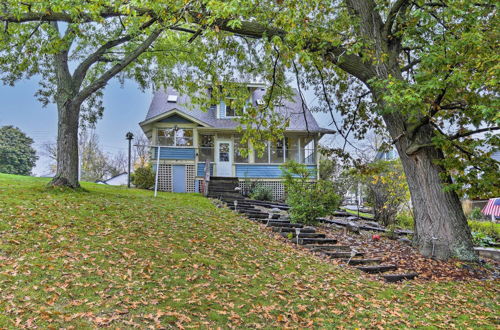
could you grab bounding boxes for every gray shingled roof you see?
[140,87,333,133]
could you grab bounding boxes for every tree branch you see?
[72,18,157,89]
[383,0,410,38]
[449,126,500,140]
[73,28,163,106]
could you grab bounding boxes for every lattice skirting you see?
[238,180,286,201]
[157,164,172,192]
[157,164,195,192]
[185,165,195,193]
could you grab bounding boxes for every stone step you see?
[281,233,326,239]
[322,251,364,259]
[356,265,397,274]
[342,258,382,265]
[267,222,304,228]
[298,238,337,245]
[272,227,315,233]
[305,245,351,252]
[381,273,418,283]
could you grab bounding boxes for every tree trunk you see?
[384,115,477,261]
[50,102,81,188]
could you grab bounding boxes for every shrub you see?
[281,161,341,225]
[471,232,496,247]
[395,211,414,229]
[250,185,274,201]
[131,165,155,189]
[468,207,484,221]
[468,220,499,241]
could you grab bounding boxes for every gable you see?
[158,114,195,124]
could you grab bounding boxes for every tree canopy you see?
[0,125,38,175]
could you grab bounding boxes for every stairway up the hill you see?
[207,177,243,201]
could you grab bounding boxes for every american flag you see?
[481,198,500,217]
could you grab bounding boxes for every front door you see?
[172,165,186,192]
[216,140,232,177]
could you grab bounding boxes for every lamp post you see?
[125,132,134,188]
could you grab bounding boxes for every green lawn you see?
[0,174,498,328]
[341,207,375,219]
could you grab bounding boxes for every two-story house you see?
[139,83,334,200]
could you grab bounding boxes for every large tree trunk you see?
[50,102,81,188]
[384,114,477,261]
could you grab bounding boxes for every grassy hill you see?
[0,173,498,328]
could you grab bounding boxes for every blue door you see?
[173,165,186,193]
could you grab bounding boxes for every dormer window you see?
[220,98,239,118]
[225,99,236,117]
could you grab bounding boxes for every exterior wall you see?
[235,164,316,179]
[197,162,214,177]
[153,147,195,160]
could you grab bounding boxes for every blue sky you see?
[0,77,339,176]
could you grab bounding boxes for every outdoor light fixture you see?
[295,227,301,245]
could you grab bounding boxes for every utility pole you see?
[125,132,134,188]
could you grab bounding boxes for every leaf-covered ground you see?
[0,174,498,328]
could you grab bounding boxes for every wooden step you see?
[254,218,289,224]
[273,227,315,233]
[322,251,364,259]
[305,245,351,251]
[281,233,326,239]
[356,265,397,274]
[381,273,418,282]
[297,238,337,245]
[342,258,382,265]
[267,222,304,228]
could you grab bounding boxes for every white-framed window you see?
[199,134,214,161]
[157,128,193,146]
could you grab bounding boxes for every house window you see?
[270,138,288,163]
[254,138,289,163]
[199,134,214,161]
[226,99,236,117]
[157,128,193,146]
[234,137,248,163]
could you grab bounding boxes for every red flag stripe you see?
[481,198,500,216]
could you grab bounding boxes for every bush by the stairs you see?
[131,165,155,189]
[282,161,341,225]
[250,185,274,201]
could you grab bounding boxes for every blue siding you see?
[197,163,214,176]
[153,147,195,160]
[236,164,316,178]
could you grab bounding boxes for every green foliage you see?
[249,184,273,201]
[354,160,411,227]
[0,125,38,175]
[471,232,496,248]
[282,161,340,225]
[131,164,155,189]
[468,221,500,242]
[395,211,415,230]
[468,208,485,221]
